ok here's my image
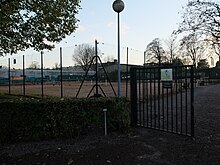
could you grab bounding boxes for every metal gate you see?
[130,65,194,137]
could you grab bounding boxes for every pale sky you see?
[54,0,190,66]
[58,0,189,51]
[1,0,192,68]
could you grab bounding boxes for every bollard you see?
[103,108,107,136]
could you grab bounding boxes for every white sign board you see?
[161,69,173,81]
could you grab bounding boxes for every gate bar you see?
[190,66,195,137]
[130,68,137,126]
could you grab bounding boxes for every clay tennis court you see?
[0,81,130,98]
[0,79,189,99]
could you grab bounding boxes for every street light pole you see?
[117,12,121,97]
[112,0,124,97]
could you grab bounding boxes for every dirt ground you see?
[0,84,220,165]
[0,81,130,98]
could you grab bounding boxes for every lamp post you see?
[112,0,124,97]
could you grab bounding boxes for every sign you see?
[161,69,173,81]
[161,68,173,88]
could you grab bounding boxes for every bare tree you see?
[197,59,209,69]
[206,38,220,62]
[177,0,220,40]
[176,0,220,61]
[53,63,60,70]
[165,36,179,63]
[178,51,192,65]
[145,38,167,66]
[212,42,220,59]
[179,33,207,68]
[28,61,40,69]
[103,55,114,63]
[72,44,96,71]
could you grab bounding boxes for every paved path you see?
[194,84,220,138]
[133,84,220,164]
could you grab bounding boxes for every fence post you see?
[130,68,137,126]
[23,55,25,96]
[126,47,128,97]
[41,51,44,98]
[190,66,195,137]
[103,108,107,136]
[8,58,11,95]
[60,47,63,98]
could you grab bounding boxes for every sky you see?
[0,0,191,68]
[58,0,189,51]
[55,0,190,66]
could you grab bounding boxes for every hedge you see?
[0,96,130,144]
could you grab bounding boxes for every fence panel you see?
[130,65,195,137]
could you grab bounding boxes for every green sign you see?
[161,69,173,81]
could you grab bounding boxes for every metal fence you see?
[0,44,143,98]
[130,65,195,137]
[196,67,220,85]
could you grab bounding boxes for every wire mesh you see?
[0,44,144,98]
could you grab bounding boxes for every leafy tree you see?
[145,38,167,66]
[72,44,96,72]
[197,59,209,69]
[0,0,80,55]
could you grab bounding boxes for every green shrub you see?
[0,96,130,144]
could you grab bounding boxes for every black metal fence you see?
[196,67,220,85]
[130,65,194,137]
[0,48,114,98]
[0,46,132,98]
